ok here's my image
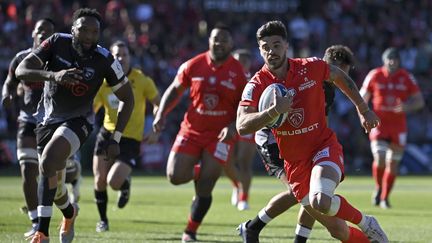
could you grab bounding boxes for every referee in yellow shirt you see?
[92,41,160,232]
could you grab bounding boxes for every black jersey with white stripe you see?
[32,33,125,124]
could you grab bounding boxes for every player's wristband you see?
[112,131,122,143]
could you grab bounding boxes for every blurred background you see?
[0,0,432,175]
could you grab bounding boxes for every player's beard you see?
[72,39,96,57]
[267,53,286,70]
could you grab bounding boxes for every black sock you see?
[37,176,57,236]
[60,203,74,219]
[248,216,266,232]
[120,178,130,191]
[294,235,308,243]
[95,190,108,222]
[190,196,212,222]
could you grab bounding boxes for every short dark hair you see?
[37,18,55,27]
[256,20,287,42]
[323,45,355,66]
[212,22,232,34]
[72,8,102,24]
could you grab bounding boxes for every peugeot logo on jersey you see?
[83,67,95,81]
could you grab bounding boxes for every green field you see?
[0,174,431,243]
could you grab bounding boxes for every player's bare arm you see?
[1,72,18,107]
[112,79,134,134]
[328,64,380,133]
[15,54,82,84]
[153,80,185,133]
[150,94,161,115]
[143,94,162,144]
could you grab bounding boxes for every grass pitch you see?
[0,173,431,242]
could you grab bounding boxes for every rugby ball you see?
[258,83,289,128]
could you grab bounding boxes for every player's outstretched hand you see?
[54,68,82,85]
[359,109,380,133]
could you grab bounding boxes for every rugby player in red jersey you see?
[360,48,424,209]
[238,45,356,243]
[153,24,247,243]
[237,20,388,243]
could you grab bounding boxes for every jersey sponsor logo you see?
[83,67,95,81]
[299,78,316,91]
[312,147,329,162]
[204,93,219,110]
[61,82,89,96]
[221,79,236,90]
[276,122,319,136]
[111,59,124,79]
[288,108,304,128]
[241,82,255,101]
[195,108,227,116]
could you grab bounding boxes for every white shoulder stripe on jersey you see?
[111,77,129,92]
[31,53,44,66]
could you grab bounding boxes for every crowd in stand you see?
[1,0,432,172]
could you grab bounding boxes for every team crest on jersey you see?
[83,67,95,81]
[204,93,219,110]
[208,76,217,85]
[288,108,304,128]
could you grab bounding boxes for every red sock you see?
[239,192,248,201]
[193,164,201,181]
[381,170,396,200]
[185,215,201,233]
[372,162,384,190]
[342,226,370,243]
[334,195,363,224]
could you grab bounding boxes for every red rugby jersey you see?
[361,67,420,128]
[240,57,336,161]
[176,51,247,135]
